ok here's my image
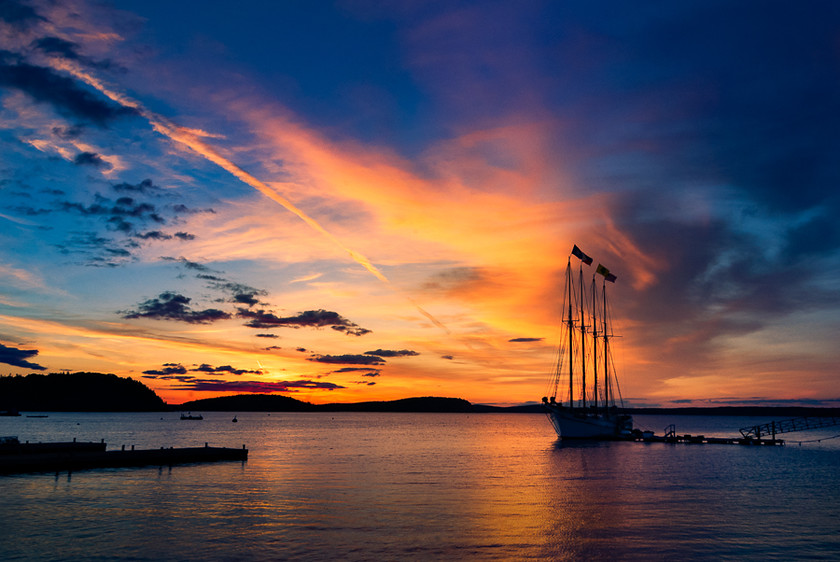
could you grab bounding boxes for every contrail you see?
[53,60,449,334]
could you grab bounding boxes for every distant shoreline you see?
[3,374,837,416]
[4,404,839,417]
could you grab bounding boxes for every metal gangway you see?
[740,416,840,440]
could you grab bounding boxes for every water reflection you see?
[1,413,838,560]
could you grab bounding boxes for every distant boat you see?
[542,246,633,440]
[26,415,49,418]
[232,416,238,423]
[180,413,203,420]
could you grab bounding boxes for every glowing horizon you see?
[1,1,838,409]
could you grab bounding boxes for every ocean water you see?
[1,412,838,561]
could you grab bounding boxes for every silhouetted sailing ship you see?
[542,245,633,439]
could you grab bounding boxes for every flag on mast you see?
[571,245,593,265]
[596,264,617,283]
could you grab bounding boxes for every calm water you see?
[1,412,838,561]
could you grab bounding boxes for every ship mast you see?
[567,259,574,408]
[591,275,598,412]
[603,277,610,408]
[579,265,586,409]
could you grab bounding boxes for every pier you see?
[739,415,840,440]
[0,438,248,474]
[627,415,840,446]
[629,425,784,445]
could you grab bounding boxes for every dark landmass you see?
[177,394,315,412]
[1,372,837,417]
[180,395,839,417]
[473,403,545,413]
[619,406,840,417]
[179,395,473,413]
[325,397,473,413]
[0,372,167,412]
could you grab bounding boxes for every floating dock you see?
[0,438,248,474]
[630,425,784,446]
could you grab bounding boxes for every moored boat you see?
[542,245,632,440]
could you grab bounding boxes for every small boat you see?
[232,416,238,423]
[180,413,203,420]
[26,415,49,418]
[542,245,633,440]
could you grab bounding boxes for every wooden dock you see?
[629,425,784,446]
[0,439,248,474]
[632,434,784,446]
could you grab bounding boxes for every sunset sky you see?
[1,0,838,407]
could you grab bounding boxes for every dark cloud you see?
[54,231,135,267]
[0,342,46,370]
[142,363,187,376]
[667,397,840,408]
[9,204,51,216]
[30,35,116,71]
[73,151,110,168]
[134,230,192,242]
[0,61,137,126]
[178,268,269,308]
[106,216,132,232]
[60,195,159,223]
[40,188,66,196]
[230,289,263,307]
[441,355,454,360]
[32,36,79,59]
[238,308,371,335]
[364,348,419,357]
[332,367,381,374]
[122,291,231,324]
[34,184,201,264]
[52,125,84,139]
[0,0,45,30]
[308,354,385,365]
[509,337,543,343]
[191,363,262,376]
[112,179,161,194]
[172,203,216,214]
[157,378,345,393]
[611,203,840,371]
[141,374,195,382]
[135,230,172,240]
[161,256,210,271]
[205,281,266,307]
[255,333,279,338]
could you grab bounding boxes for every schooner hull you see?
[545,406,631,440]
